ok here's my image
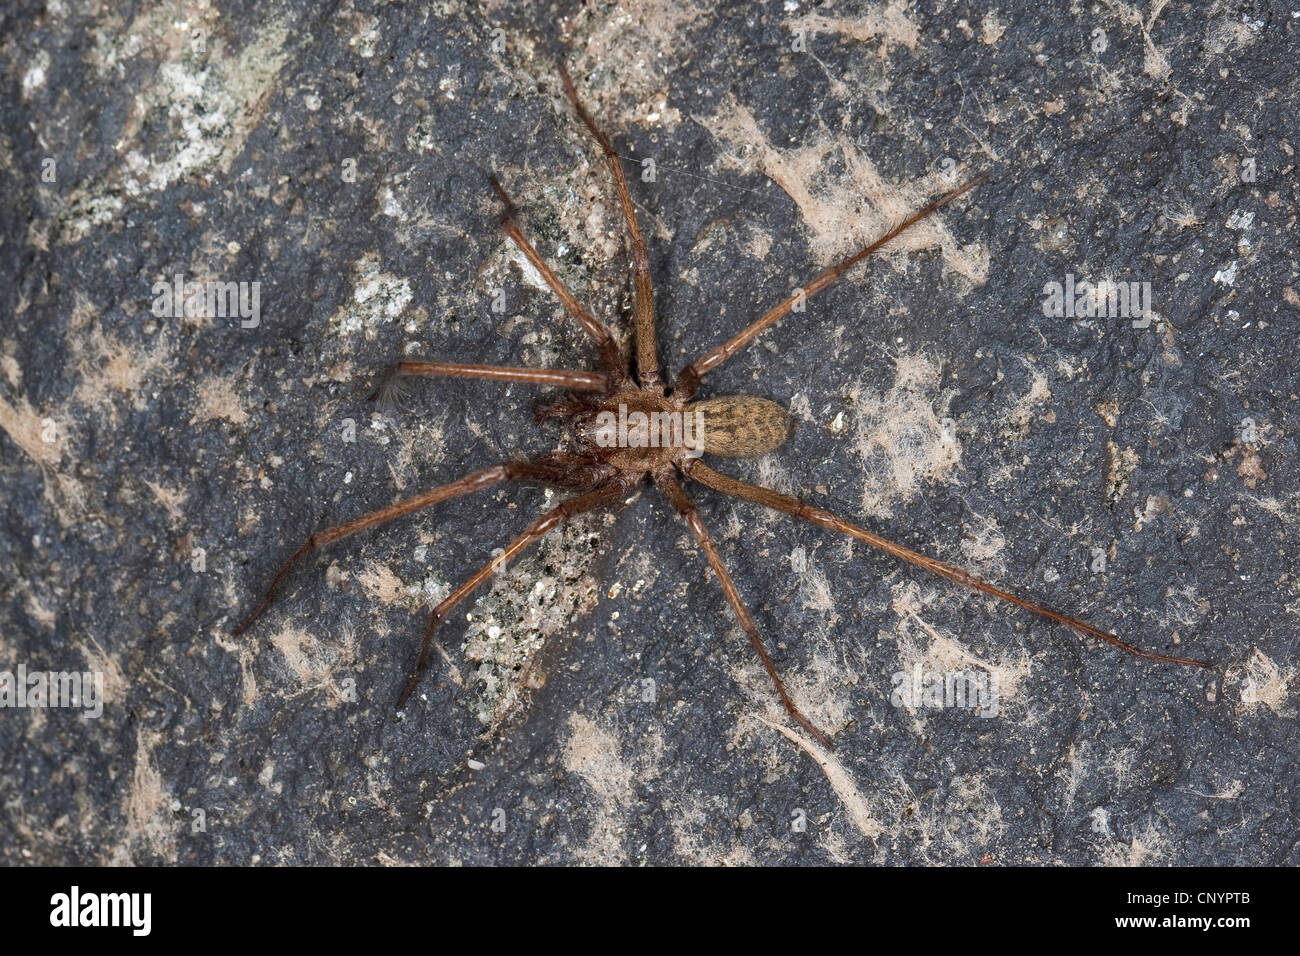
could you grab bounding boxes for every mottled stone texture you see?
[1,0,1296,865]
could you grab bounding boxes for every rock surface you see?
[1,0,1296,865]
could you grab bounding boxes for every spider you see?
[233,67,1210,747]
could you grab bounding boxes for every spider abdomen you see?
[687,395,794,458]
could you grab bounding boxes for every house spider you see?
[234,67,1210,747]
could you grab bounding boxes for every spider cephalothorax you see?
[234,67,1208,748]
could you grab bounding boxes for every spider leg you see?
[489,176,626,378]
[232,458,612,636]
[558,67,660,390]
[369,361,606,402]
[398,473,638,708]
[533,396,598,421]
[655,471,833,748]
[675,172,988,399]
[683,459,1212,669]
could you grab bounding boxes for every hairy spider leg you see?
[490,176,626,379]
[233,458,611,637]
[398,474,638,707]
[676,172,989,399]
[656,471,833,747]
[369,361,607,401]
[559,66,661,389]
[683,459,1211,669]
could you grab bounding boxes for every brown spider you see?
[233,67,1210,747]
